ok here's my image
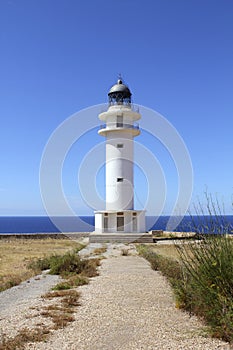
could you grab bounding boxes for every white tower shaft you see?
[106,130,134,210]
[98,105,141,211]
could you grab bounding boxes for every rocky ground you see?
[0,243,231,349]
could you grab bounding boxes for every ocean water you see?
[0,215,232,234]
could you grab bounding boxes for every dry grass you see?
[0,289,80,349]
[121,248,129,256]
[0,238,83,292]
[0,242,101,349]
[0,327,49,350]
[41,289,80,329]
[141,243,181,260]
[92,246,107,255]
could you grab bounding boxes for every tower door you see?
[117,216,124,232]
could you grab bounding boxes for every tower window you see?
[117,144,123,148]
[117,178,123,182]
[116,115,123,127]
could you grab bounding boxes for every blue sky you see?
[0,0,233,216]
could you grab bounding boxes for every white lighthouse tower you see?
[94,78,146,234]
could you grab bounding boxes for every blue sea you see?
[0,216,232,234]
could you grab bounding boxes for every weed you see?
[175,235,233,342]
[0,238,83,292]
[139,237,233,343]
[92,246,107,255]
[67,274,89,287]
[121,249,129,256]
[0,246,99,348]
[52,281,72,290]
[0,327,49,350]
[28,250,100,279]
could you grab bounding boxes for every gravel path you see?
[0,272,61,340]
[21,245,229,350]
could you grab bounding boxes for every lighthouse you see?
[94,78,146,234]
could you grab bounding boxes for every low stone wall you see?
[0,232,90,240]
[149,230,196,238]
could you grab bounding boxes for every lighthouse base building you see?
[95,210,146,234]
[93,78,149,238]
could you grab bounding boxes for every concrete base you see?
[89,232,153,244]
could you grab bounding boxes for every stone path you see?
[24,244,229,350]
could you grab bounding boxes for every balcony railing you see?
[99,103,140,114]
[99,122,139,130]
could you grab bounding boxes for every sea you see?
[0,216,232,234]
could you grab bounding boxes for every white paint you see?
[94,90,146,233]
[94,210,146,233]
[99,106,140,211]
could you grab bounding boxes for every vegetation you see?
[137,244,182,285]
[92,246,107,255]
[0,238,84,292]
[0,247,100,349]
[138,237,233,343]
[121,248,129,256]
[175,235,233,342]
[29,249,100,290]
[0,327,49,350]
[0,289,80,350]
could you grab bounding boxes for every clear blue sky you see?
[0,0,233,216]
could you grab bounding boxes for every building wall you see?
[94,213,103,233]
[94,210,146,233]
[106,133,134,210]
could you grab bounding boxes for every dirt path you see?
[21,244,229,350]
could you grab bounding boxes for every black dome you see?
[108,79,131,105]
[108,79,131,96]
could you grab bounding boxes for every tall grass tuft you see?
[175,235,233,342]
[137,245,182,290]
[138,237,233,343]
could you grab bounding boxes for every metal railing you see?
[99,122,139,130]
[99,103,140,114]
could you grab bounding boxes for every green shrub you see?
[28,251,88,276]
[176,236,233,342]
[27,256,53,272]
[28,250,100,293]
[67,274,89,287]
[52,282,72,290]
[52,275,89,291]
[137,245,182,283]
[48,252,86,275]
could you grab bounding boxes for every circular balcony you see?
[98,122,140,137]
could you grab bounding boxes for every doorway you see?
[117,216,124,232]
[132,216,137,232]
[104,216,108,232]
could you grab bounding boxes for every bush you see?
[137,245,182,283]
[139,239,233,342]
[28,250,100,291]
[27,256,53,272]
[28,251,88,276]
[48,252,86,275]
[176,235,233,342]
[52,275,89,291]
